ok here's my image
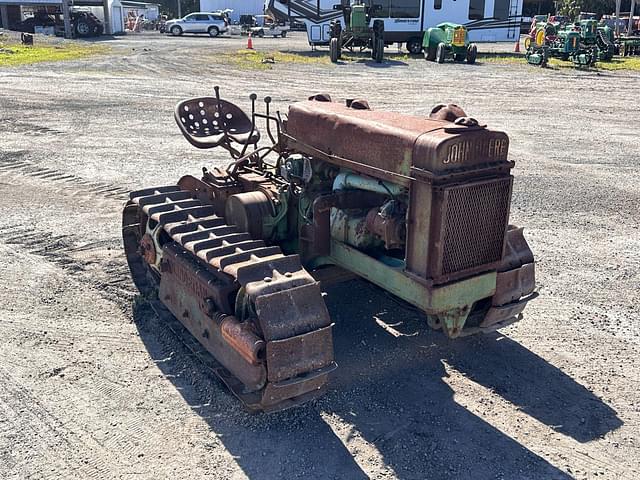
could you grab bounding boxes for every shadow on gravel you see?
[132,278,621,479]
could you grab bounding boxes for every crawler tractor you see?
[525,19,595,67]
[123,89,537,412]
[577,19,615,61]
[329,0,385,63]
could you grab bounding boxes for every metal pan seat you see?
[175,97,260,149]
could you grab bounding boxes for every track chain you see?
[123,185,335,412]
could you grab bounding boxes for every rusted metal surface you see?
[493,263,535,306]
[476,225,537,328]
[123,90,538,411]
[220,315,265,366]
[124,185,335,412]
[285,100,511,177]
[281,133,415,188]
[365,205,405,250]
[265,325,334,382]
[481,292,538,328]
[140,233,156,265]
[429,103,467,122]
[224,191,273,239]
[159,243,267,391]
[251,283,332,339]
[428,176,513,284]
[177,174,242,217]
[310,191,386,256]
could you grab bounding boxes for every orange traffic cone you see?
[514,38,520,53]
[247,33,253,50]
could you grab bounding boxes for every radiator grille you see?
[453,28,466,47]
[441,177,512,275]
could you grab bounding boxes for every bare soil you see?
[0,31,638,480]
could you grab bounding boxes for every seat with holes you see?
[174,97,260,149]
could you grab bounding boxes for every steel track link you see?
[122,185,336,412]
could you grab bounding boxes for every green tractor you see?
[422,23,477,63]
[524,19,595,67]
[577,19,615,61]
[329,0,385,63]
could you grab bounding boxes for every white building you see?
[199,0,264,23]
[0,0,159,34]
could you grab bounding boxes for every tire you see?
[170,25,182,36]
[208,26,219,38]
[75,19,91,37]
[436,42,446,63]
[258,30,264,38]
[281,31,287,38]
[374,38,384,63]
[424,45,436,61]
[330,37,339,63]
[466,43,477,64]
[406,37,422,54]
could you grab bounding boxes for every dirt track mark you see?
[0,152,131,201]
[0,118,65,136]
[0,225,134,312]
[0,366,115,479]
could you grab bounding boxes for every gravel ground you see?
[0,31,638,480]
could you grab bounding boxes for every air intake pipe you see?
[332,171,404,196]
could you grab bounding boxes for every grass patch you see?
[478,53,524,65]
[478,52,640,71]
[591,56,640,71]
[220,49,331,70]
[0,40,106,67]
[219,48,410,69]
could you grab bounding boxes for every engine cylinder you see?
[225,191,273,239]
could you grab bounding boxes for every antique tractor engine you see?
[123,89,536,412]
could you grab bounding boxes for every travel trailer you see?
[267,0,522,51]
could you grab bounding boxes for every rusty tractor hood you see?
[285,101,510,177]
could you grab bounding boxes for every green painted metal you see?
[423,23,468,50]
[437,308,470,339]
[330,209,382,250]
[422,23,471,60]
[526,20,596,67]
[349,3,368,34]
[328,239,496,314]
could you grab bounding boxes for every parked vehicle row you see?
[160,12,292,39]
[11,10,103,38]
[161,12,229,37]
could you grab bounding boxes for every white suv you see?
[164,12,228,37]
